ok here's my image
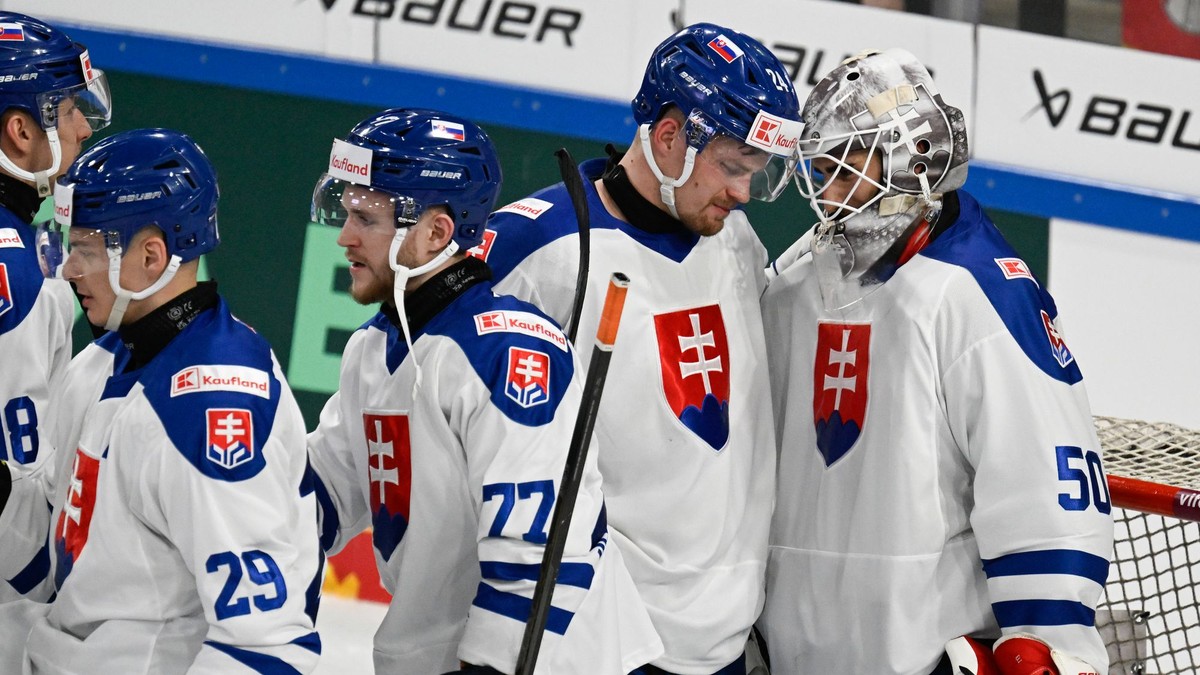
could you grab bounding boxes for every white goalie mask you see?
[795,48,968,310]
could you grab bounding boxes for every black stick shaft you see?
[515,273,630,675]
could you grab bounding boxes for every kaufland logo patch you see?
[54,183,74,226]
[328,138,372,184]
[996,257,1036,284]
[496,197,553,220]
[745,111,802,156]
[171,365,271,399]
[429,119,466,141]
[466,229,496,261]
[206,408,254,470]
[0,228,23,249]
[707,35,744,63]
[80,51,96,83]
[474,310,568,351]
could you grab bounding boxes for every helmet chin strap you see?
[0,127,63,198]
[638,123,698,220]
[103,245,183,331]
[387,228,460,398]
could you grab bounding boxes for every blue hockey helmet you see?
[312,108,502,251]
[54,128,219,263]
[0,12,111,132]
[633,23,800,155]
[630,23,803,211]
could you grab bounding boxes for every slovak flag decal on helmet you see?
[654,305,731,451]
[0,23,26,41]
[506,347,551,408]
[813,322,870,466]
[430,119,466,142]
[707,35,744,63]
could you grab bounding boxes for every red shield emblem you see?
[1041,310,1074,368]
[205,408,254,469]
[0,263,13,319]
[653,305,730,450]
[54,448,101,587]
[505,347,551,408]
[466,229,497,261]
[813,322,870,466]
[363,413,412,561]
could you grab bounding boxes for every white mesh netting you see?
[1094,416,1200,674]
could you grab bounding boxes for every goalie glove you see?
[992,633,1099,675]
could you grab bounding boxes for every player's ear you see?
[650,111,682,153]
[130,226,170,278]
[1,110,38,158]
[429,208,456,251]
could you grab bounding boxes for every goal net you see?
[1095,416,1200,675]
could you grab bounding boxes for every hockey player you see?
[478,23,802,675]
[0,11,111,603]
[759,48,1113,675]
[18,129,322,673]
[305,108,662,674]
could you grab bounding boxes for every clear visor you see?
[36,69,112,133]
[59,227,121,281]
[311,174,420,231]
[36,221,65,279]
[692,130,798,203]
[795,128,888,223]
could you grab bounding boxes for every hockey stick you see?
[554,148,590,344]
[515,273,631,675]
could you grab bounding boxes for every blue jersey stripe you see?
[7,536,50,594]
[308,467,339,553]
[479,560,595,589]
[289,631,322,654]
[204,640,304,674]
[982,549,1109,585]
[992,599,1096,628]
[472,582,574,636]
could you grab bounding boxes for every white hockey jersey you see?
[759,191,1114,674]
[0,210,74,604]
[23,298,323,674]
[481,158,777,673]
[307,267,662,674]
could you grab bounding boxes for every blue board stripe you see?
[59,24,1200,242]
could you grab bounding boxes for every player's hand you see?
[992,633,1099,675]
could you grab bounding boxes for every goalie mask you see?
[795,48,968,311]
[632,22,803,218]
[0,12,112,197]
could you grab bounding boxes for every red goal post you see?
[1094,415,1200,674]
